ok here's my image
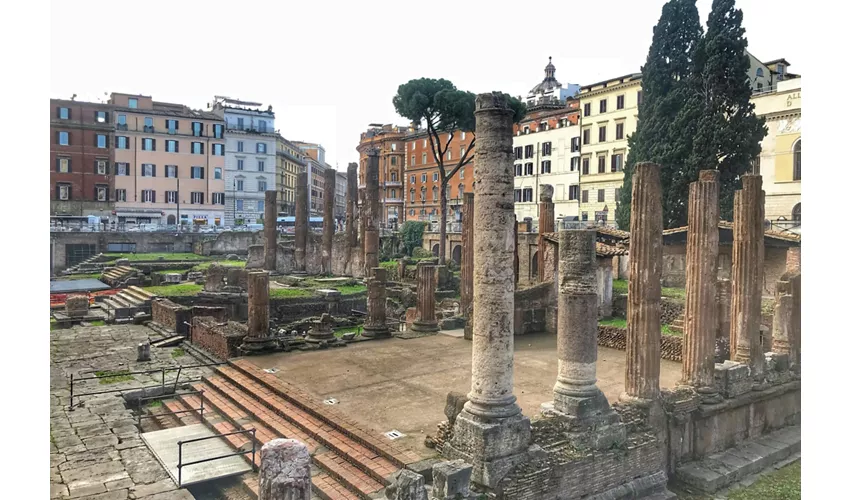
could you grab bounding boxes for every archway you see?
[431,243,440,258]
[167,214,176,225]
[531,251,539,278]
[792,203,801,225]
[451,245,462,265]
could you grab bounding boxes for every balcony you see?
[143,125,155,133]
[384,198,404,204]
[384,180,402,187]
[117,123,128,131]
[226,123,273,134]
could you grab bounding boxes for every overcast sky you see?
[51,0,802,169]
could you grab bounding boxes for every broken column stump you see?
[322,168,336,274]
[294,172,309,273]
[264,190,278,271]
[259,438,311,500]
[410,264,438,333]
[240,271,276,353]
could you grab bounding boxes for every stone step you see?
[675,425,800,494]
[313,452,383,499]
[129,285,157,300]
[122,288,153,305]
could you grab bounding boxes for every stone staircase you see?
[669,315,685,335]
[102,286,157,323]
[62,253,107,275]
[151,359,421,500]
[100,266,141,287]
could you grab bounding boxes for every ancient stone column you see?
[461,192,475,341]
[241,271,275,352]
[772,271,801,370]
[263,190,278,271]
[411,264,438,332]
[322,168,336,274]
[294,172,309,273]
[622,162,663,404]
[363,150,380,277]
[681,170,721,401]
[444,93,530,489]
[514,216,520,284]
[346,162,358,248]
[716,278,732,361]
[786,246,801,273]
[259,439,311,500]
[363,267,391,338]
[730,175,765,378]
[537,185,555,283]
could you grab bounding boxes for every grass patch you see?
[662,324,679,336]
[612,279,686,300]
[88,320,106,326]
[105,252,211,263]
[95,370,135,384]
[50,318,58,331]
[192,260,247,271]
[613,279,628,295]
[154,269,188,275]
[334,325,363,337]
[58,273,103,280]
[674,460,800,500]
[599,317,679,336]
[337,285,367,295]
[269,288,312,298]
[146,399,163,408]
[143,284,203,297]
[171,348,185,358]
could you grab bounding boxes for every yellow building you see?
[751,75,801,232]
[275,134,306,215]
[577,73,642,226]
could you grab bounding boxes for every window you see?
[568,185,579,200]
[459,168,464,179]
[616,123,624,140]
[258,180,267,192]
[751,156,761,175]
[421,174,426,183]
[58,131,69,145]
[615,188,621,201]
[213,124,223,138]
[57,157,70,173]
[116,136,129,149]
[540,122,549,131]
[96,111,108,123]
[410,189,415,201]
[582,158,590,175]
[412,141,416,150]
[514,189,522,202]
[581,190,589,203]
[756,67,764,77]
[236,199,244,211]
[422,153,427,164]
[213,144,224,156]
[236,180,244,191]
[599,99,607,113]
[571,137,580,152]
[525,163,534,176]
[166,119,178,133]
[191,192,204,205]
[166,140,178,153]
[116,189,127,202]
[95,160,107,175]
[598,156,606,173]
[598,189,605,202]
[525,145,534,158]
[542,160,551,174]
[420,186,426,201]
[128,98,138,109]
[791,203,800,224]
[410,155,415,166]
[142,164,155,177]
[515,147,522,160]
[214,167,222,179]
[96,134,107,148]
[117,114,126,126]
[423,139,427,148]
[390,143,397,152]
[433,172,438,182]
[237,159,244,171]
[460,146,466,158]
[57,184,70,200]
[144,117,153,129]
[166,191,178,203]
[390,189,397,199]
[257,143,267,154]
[191,142,203,154]
[212,193,225,204]
[522,188,533,202]
[237,118,244,129]
[447,150,452,160]
[515,164,523,176]
[543,142,552,156]
[165,165,177,178]
[258,160,265,172]
[391,156,398,166]
[637,91,643,106]
[237,141,244,152]
[599,126,607,143]
[584,103,591,116]
[142,189,155,203]
[583,129,590,145]
[115,162,129,176]
[793,140,801,180]
[191,166,204,179]
[192,122,203,137]
[461,131,466,140]
[410,175,415,184]
[617,95,625,110]
[612,154,623,173]
[58,107,69,119]
[458,184,464,196]
[258,120,267,133]
[142,138,155,151]
[432,186,438,201]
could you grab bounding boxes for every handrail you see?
[136,390,205,426]
[177,428,257,487]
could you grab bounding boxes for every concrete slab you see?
[141,424,252,487]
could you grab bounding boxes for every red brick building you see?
[50,99,115,219]
[357,124,408,227]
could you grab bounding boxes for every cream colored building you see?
[275,135,306,215]
[751,76,801,232]
[577,73,642,226]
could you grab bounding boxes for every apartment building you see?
[404,128,473,224]
[356,124,407,227]
[211,97,276,226]
[50,98,115,219]
[108,93,226,226]
[292,141,330,216]
[334,170,347,219]
[275,135,306,215]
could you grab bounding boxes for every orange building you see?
[356,124,407,227]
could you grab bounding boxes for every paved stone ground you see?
[50,324,200,500]
[247,331,682,457]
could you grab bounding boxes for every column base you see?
[305,333,335,343]
[540,401,627,450]
[361,325,391,338]
[239,336,278,354]
[410,320,439,333]
[441,409,531,489]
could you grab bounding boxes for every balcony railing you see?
[384,180,402,187]
[226,123,273,134]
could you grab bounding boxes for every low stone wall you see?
[191,317,248,360]
[660,299,684,325]
[597,325,683,361]
[271,294,366,322]
[151,298,191,335]
[245,233,365,277]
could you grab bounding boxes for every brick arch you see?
[451,245,462,265]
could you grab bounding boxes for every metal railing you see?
[50,224,230,234]
[136,389,205,426]
[177,428,257,487]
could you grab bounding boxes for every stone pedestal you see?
[461,193,474,340]
[306,313,335,343]
[65,294,90,317]
[621,162,663,405]
[294,172,309,273]
[537,185,554,283]
[322,168,336,274]
[259,439,311,500]
[730,175,765,379]
[443,93,530,490]
[241,271,276,352]
[411,264,438,333]
[681,170,721,403]
[263,190,278,271]
[363,267,391,338]
[137,342,151,362]
[432,460,472,500]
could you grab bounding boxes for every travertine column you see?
[622,162,663,404]
[730,175,765,378]
[514,216,519,284]
[461,193,475,341]
[411,264,438,332]
[346,162,358,248]
[772,270,801,370]
[444,93,530,489]
[241,271,275,352]
[716,278,732,361]
[322,168,336,274]
[553,230,611,418]
[263,190,278,271]
[259,439,311,500]
[681,170,720,401]
[363,151,380,277]
[294,172,309,273]
[537,185,555,283]
[363,267,390,338]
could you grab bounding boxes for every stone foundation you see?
[191,317,248,360]
[151,298,191,335]
[597,325,684,361]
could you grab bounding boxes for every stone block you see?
[384,469,427,500]
[432,459,472,499]
[714,360,752,398]
[137,342,151,362]
[164,273,182,283]
[444,391,468,426]
[765,352,789,372]
[259,439,311,500]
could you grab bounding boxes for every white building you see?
[211,96,277,226]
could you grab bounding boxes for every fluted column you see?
[716,278,732,361]
[263,190,278,271]
[622,162,663,404]
[411,264,438,332]
[322,168,336,274]
[681,170,720,401]
[461,192,475,341]
[537,185,555,283]
[346,162,358,248]
[363,267,390,338]
[294,172,309,273]
[772,269,800,371]
[730,175,765,378]
[363,150,380,277]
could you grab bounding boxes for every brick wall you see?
[598,325,683,361]
[191,317,247,360]
[151,298,190,335]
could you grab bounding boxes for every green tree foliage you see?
[399,221,427,256]
[393,79,526,264]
